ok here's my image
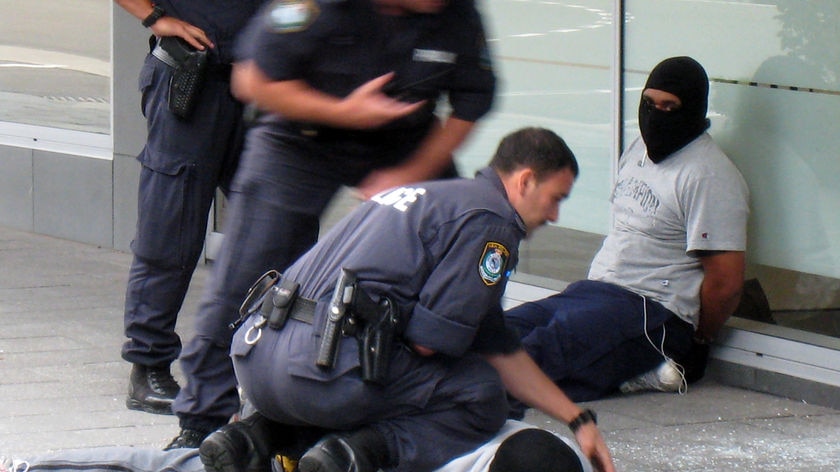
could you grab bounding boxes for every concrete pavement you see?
[2,225,839,470]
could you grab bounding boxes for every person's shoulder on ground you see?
[433,420,593,472]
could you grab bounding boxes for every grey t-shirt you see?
[588,133,749,326]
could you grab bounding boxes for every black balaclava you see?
[489,429,584,472]
[639,56,711,163]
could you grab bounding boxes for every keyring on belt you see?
[245,316,267,345]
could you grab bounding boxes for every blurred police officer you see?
[114,0,267,417]
[168,0,497,448]
[199,128,616,472]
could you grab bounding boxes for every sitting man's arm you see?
[696,250,746,342]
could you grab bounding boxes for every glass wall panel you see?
[0,0,110,134]
[455,0,617,281]
[624,0,840,338]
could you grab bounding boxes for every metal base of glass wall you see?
[712,318,840,410]
[711,361,840,411]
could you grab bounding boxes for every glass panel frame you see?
[0,0,111,150]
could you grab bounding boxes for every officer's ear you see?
[516,168,538,196]
[500,167,536,207]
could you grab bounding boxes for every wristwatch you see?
[568,408,597,433]
[142,5,166,28]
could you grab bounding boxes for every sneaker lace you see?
[165,428,207,450]
[148,368,179,394]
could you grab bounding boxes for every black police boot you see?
[199,413,281,472]
[297,428,391,472]
[165,428,208,450]
[126,364,180,415]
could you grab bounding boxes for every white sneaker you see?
[619,359,686,394]
[0,456,29,472]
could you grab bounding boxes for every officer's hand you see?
[575,423,616,472]
[341,73,426,129]
[150,16,214,50]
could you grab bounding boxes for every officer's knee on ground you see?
[468,376,511,434]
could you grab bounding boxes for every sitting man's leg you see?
[505,280,693,404]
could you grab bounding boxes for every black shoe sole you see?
[199,435,242,472]
[125,396,174,416]
[297,447,346,472]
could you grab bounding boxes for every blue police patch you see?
[267,0,319,33]
[479,241,509,286]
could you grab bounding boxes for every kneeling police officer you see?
[200,128,616,472]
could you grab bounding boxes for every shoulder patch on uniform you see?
[267,0,319,33]
[478,241,510,286]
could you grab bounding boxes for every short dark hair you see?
[489,429,584,472]
[489,127,579,180]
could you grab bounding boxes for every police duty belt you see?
[233,268,403,384]
[232,270,316,345]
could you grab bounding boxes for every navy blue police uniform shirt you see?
[236,0,495,146]
[283,167,525,358]
[155,0,268,65]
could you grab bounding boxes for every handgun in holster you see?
[357,296,401,384]
[152,36,208,119]
[316,268,403,384]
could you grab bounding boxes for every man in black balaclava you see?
[639,56,711,163]
[503,56,749,403]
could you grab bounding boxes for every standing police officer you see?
[114,0,268,417]
[201,128,616,472]
[168,0,497,448]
